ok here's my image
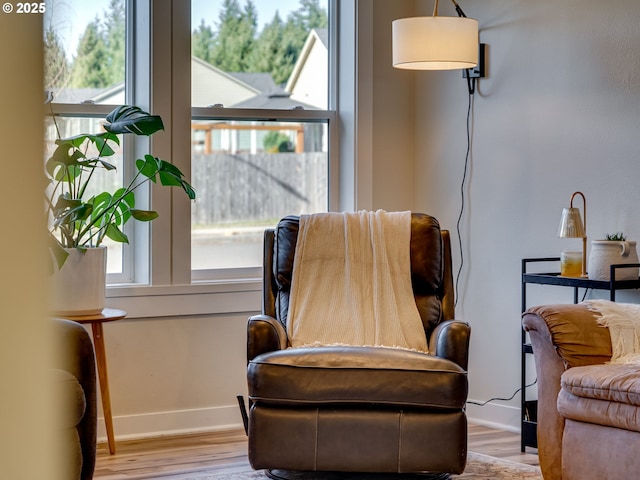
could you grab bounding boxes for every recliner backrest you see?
[263,213,454,340]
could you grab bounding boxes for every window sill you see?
[105,279,262,319]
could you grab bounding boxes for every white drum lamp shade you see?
[392,16,479,70]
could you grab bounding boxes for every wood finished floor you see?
[93,424,539,479]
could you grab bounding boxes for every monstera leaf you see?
[104,105,164,136]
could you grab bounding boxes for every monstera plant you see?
[46,104,196,315]
[47,105,196,269]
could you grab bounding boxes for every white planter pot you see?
[587,240,639,281]
[49,247,107,316]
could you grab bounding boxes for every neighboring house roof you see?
[52,86,111,104]
[91,82,126,103]
[285,28,329,110]
[52,82,126,104]
[230,91,316,110]
[314,28,329,49]
[53,58,270,107]
[52,37,329,110]
[229,72,282,96]
[191,56,260,107]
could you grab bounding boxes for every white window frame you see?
[41,0,382,317]
[148,0,340,285]
[101,0,372,318]
[189,108,338,283]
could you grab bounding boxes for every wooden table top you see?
[58,308,127,324]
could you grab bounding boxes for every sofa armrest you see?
[523,303,611,369]
[247,314,288,362]
[429,320,470,370]
[522,303,612,480]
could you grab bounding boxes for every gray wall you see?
[412,0,640,427]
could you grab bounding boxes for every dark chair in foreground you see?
[52,318,97,480]
[245,213,471,476]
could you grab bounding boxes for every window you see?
[44,0,132,282]
[190,0,336,278]
[43,0,338,288]
[44,0,126,102]
[190,113,333,275]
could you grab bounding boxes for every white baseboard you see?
[97,404,245,443]
[466,399,521,433]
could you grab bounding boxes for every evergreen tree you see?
[282,0,328,63]
[210,0,258,72]
[69,19,110,88]
[290,0,328,32]
[191,0,329,86]
[44,27,69,89]
[104,0,126,86]
[247,12,292,84]
[193,19,215,64]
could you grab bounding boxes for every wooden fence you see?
[191,152,328,226]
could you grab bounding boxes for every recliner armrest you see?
[247,314,288,362]
[429,320,470,370]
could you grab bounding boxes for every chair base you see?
[266,469,450,480]
[249,405,467,474]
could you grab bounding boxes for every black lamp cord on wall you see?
[452,0,482,307]
[454,89,473,307]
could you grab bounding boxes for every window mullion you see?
[170,0,194,285]
[147,0,173,285]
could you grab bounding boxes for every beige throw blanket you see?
[585,299,640,364]
[287,210,428,352]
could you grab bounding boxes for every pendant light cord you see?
[455,89,474,307]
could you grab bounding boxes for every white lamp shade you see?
[558,207,586,238]
[392,16,479,70]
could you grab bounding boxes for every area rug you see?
[183,452,541,480]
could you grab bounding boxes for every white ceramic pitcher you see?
[587,240,639,281]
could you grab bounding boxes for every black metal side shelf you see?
[520,257,640,452]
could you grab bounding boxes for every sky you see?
[192,0,304,28]
[46,0,310,60]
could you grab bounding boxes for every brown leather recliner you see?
[246,213,471,475]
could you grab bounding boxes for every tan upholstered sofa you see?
[522,303,640,480]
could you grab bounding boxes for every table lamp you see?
[557,191,587,277]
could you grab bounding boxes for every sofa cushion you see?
[558,389,640,433]
[558,363,640,433]
[561,363,640,406]
[248,346,467,409]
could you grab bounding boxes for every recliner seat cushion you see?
[248,346,467,409]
